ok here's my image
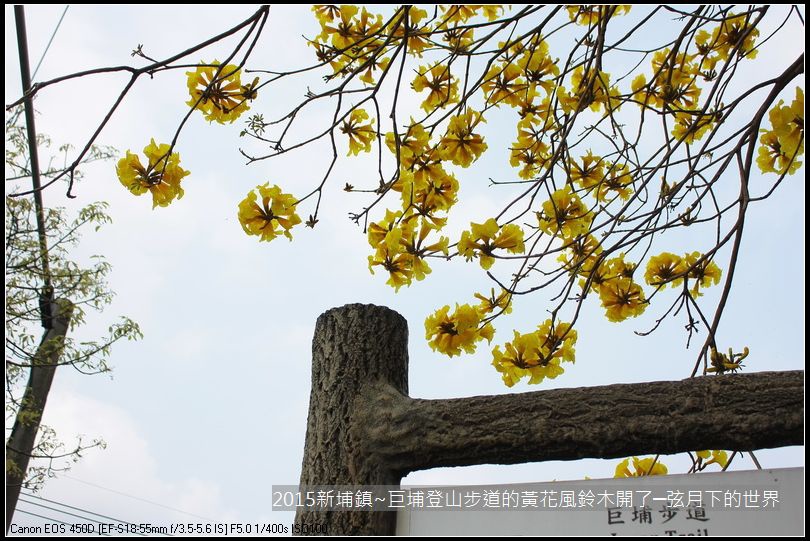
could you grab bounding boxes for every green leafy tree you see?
[5,109,142,524]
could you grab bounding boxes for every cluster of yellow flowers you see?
[557,244,723,323]
[424,303,494,358]
[613,449,729,478]
[457,218,525,270]
[631,12,763,146]
[491,319,577,387]
[237,183,302,242]
[645,251,722,298]
[341,108,377,156]
[757,88,804,176]
[117,61,261,214]
[695,450,729,469]
[363,109,491,290]
[614,456,668,477]
[186,61,258,124]
[707,346,749,374]
[367,210,449,290]
[116,139,190,208]
[424,287,512,358]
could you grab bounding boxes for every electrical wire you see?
[31,5,70,80]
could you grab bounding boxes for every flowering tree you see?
[8,5,804,478]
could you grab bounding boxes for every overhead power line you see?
[32,5,70,80]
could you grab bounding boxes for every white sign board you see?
[396,468,803,536]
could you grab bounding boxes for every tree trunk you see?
[294,304,804,536]
[5,299,73,532]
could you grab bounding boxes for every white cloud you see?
[22,388,241,525]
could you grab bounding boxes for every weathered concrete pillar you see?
[295,304,408,535]
[294,304,804,536]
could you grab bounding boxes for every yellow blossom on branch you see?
[457,218,525,270]
[567,5,631,26]
[491,319,577,387]
[368,213,448,290]
[644,252,686,288]
[707,346,748,374]
[425,303,494,357]
[341,108,377,156]
[538,186,593,240]
[569,151,605,190]
[682,251,722,297]
[186,61,257,124]
[481,63,527,108]
[757,87,804,175]
[558,66,620,114]
[671,111,717,145]
[695,450,729,469]
[116,139,190,208]
[237,183,301,242]
[412,63,460,113]
[475,288,513,315]
[438,108,488,167]
[695,12,759,61]
[595,163,634,202]
[614,456,668,477]
[598,276,647,322]
[558,234,603,277]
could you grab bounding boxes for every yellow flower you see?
[116,139,190,208]
[412,63,460,113]
[439,5,502,24]
[615,456,668,478]
[491,319,577,387]
[438,108,488,167]
[386,7,430,57]
[425,303,494,357]
[385,122,432,168]
[510,115,552,179]
[644,252,686,288]
[598,277,647,322]
[757,88,804,175]
[682,251,721,297]
[567,5,631,26]
[569,152,605,190]
[707,346,748,374]
[475,288,513,315]
[186,61,256,124]
[481,63,527,107]
[538,186,593,240]
[696,450,729,469]
[671,112,717,144]
[457,218,525,270]
[368,214,448,290]
[695,12,759,61]
[632,49,701,111]
[367,209,404,250]
[237,183,301,242]
[558,234,603,276]
[341,108,376,155]
[317,4,359,49]
[558,67,620,114]
[368,243,413,291]
[595,163,634,202]
[515,37,559,94]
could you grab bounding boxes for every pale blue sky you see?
[5,4,804,531]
